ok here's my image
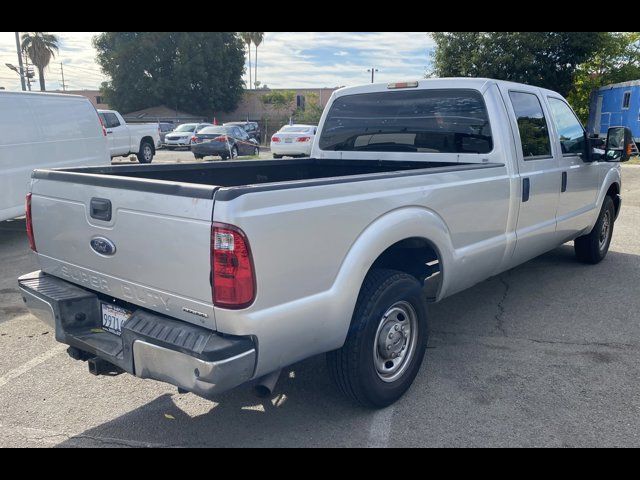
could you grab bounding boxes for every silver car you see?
[164,123,212,149]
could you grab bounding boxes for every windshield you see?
[175,124,197,133]
[319,89,493,154]
[280,126,312,133]
[198,126,232,135]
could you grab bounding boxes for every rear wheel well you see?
[140,136,155,153]
[606,182,620,217]
[369,238,442,301]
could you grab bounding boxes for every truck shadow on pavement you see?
[52,245,640,447]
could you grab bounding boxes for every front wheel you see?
[327,269,428,408]
[575,196,615,264]
[137,140,154,163]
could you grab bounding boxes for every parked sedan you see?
[191,125,260,160]
[164,123,212,149]
[271,124,317,158]
[158,122,175,147]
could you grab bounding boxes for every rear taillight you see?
[211,223,255,309]
[97,115,106,137]
[215,135,229,143]
[271,136,280,143]
[296,136,311,143]
[191,136,198,143]
[25,193,36,252]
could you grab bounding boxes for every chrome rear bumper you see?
[18,271,256,398]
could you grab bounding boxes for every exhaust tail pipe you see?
[254,370,281,398]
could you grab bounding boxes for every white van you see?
[0,91,109,222]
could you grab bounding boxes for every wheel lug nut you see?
[394,325,399,331]
[387,345,392,350]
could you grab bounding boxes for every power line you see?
[61,63,106,75]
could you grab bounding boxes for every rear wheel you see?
[327,269,428,408]
[194,154,204,160]
[273,154,282,159]
[575,196,615,264]
[137,140,154,163]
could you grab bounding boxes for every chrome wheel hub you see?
[599,210,611,251]
[373,301,418,383]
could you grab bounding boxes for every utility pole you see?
[60,62,67,91]
[367,67,379,84]
[14,32,26,91]
[24,54,32,91]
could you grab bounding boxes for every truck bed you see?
[33,158,500,199]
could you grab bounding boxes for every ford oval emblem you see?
[90,237,116,256]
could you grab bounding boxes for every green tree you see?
[295,92,324,124]
[261,90,296,118]
[429,32,608,97]
[21,32,59,91]
[568,33,640,123]
[251,32,264,89]
[93,32,246,116]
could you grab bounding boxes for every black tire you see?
[220,155,229,161]
[194,154,204,160]
[575,195,615,264]
[137,140,154,163]
[327,269,428,408]
[273,154,282,159]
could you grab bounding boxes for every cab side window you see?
[103,113,120,129]
[547,97,585,156]
[509,91,552,159]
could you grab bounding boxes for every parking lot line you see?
[367,405,395,448]
[0,344,67,389]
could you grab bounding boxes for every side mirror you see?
[605,126,635,162]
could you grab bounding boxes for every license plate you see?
[101,303,132,336]
[285,138,293,143]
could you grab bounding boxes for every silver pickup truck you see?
[18,78,632,408]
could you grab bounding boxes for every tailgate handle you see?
[90,198,112,221]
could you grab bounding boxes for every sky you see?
[0,32,434,92]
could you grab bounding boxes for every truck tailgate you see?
[30,174,217,329]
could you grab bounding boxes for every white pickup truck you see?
[98,110,161,163]
[18,79,632,408]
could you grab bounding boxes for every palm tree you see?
[240,32,253,90]
[251,32,264,89]
[21,32,59,91]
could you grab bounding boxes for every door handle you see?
[522,178,530,202]
[561,172,567,193]
[106,130,113,135]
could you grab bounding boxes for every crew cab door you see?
[545,96,602,241]
[501,87,561,267]
[101,112,130,157]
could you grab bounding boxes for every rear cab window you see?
[508,91,552,159]
[318,89,493,154]
[101,112,120,129]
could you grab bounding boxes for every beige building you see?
[55,90,110,109]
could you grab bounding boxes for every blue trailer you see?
[587,80,640,142]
